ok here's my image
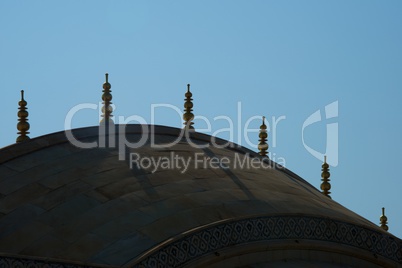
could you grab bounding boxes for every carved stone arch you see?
[131,215,402,267]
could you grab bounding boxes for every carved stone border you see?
[1,215,401,267]
[132,215,402,267]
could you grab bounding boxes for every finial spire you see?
[16,90,30,143]
[320,156,331,198]
[100,73,113,124]
[258,116,268,156]
[380,207,389,231]
[183,83,194,130]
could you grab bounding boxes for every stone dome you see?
[0,124,401,267]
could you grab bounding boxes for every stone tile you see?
[0,141,44,163]
[0,204,45,239]
[191,177,236,192]
[31,180,93,211]
[20,233,70,258]
[95,176,145,200]
[0,173,42,196]
[130,187,163,203]
[0,165,18,180]
[137,209,203,242]
[0,147,16,163]
[60,233,109,262]
[37,194,100,228]
[138,195,200,219]
[152,180,208,197]
[90,232,155,266]
[0,183,51,214]
[0,220,52,253]
[3,145,72,172]
[222,188,251,201]
[146,171,194,187]
[84,189,111,203]
[91,210,155,241]
[207,166,232,179]
[222,199,278,218]
[1,157,87,194]
[81,167,133,188]
[185,167,222,181]
[82,154,123,172]
[185,189,239,207]
[38,168,87,189]
[49,193,149,243]
[184,204,237,226]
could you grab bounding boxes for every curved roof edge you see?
[0,214,400,267]
[0,124,315,191]
[132,213,402,267]
[1,124,249,163]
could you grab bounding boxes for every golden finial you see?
[100,73,113,124]
[16,90,30,143]
[183,84,194,130]
[320,155,331,198]
[380,207,389,231]
[258,116,268,156]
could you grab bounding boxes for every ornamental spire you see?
[16,90,30,143]
[320,156,331,198]
[258,116,268,156]
[100,73,113,124]
[380,207,389,231]
[183,84,194,130]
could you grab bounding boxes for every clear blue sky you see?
[1,1,402,237]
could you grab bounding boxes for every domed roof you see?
[0,124,401,267]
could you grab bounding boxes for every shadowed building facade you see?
[0,77,401,267]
